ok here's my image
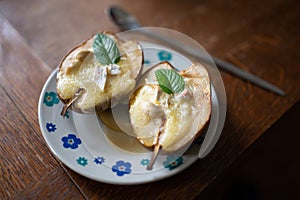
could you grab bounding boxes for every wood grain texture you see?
[0,13,52,132]
[0,85,84,199]
[0,0,299,199]
[11,168,86,200]
[0,14,85,199]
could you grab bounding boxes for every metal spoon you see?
[108,6,285,96]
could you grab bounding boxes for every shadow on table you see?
[196,100,300,200]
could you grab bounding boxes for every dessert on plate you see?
[56,32,143,114]
[129,61,211,169]
[56,32,211,169]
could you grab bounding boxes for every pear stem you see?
[147,143,160,170]
[61,88,84,117]
[147,116,166,170]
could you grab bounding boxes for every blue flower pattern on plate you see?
[158,50,172,61]
[46,122,56,133]
[63,110,70,118]
[144,60,151,64]
[39,47,197,182]
[62,134,82,149]
[43,91,59,107]
[140,158,150,166]
[94,156,105,165]
[112,160,132,176]
[163,156,183,170]
[77,157,88,166]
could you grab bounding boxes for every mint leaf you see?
[155,69,185,94]
[93,33,120,65]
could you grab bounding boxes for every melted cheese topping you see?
[158,78,201,151]
[56,35,142,113]
[129,62,211,152]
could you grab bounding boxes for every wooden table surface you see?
[0,0,299,199]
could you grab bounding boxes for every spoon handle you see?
[108,6,285,96]
[136,28,285,96]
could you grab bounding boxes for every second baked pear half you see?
[57,32,143,114]
[129,61,211,154]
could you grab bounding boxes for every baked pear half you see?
[56,32,143,114]
[129,61,211,168]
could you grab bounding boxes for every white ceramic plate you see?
[38,42,223,184]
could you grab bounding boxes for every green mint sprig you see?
[155,69,185,94]
[93,33,120,65]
